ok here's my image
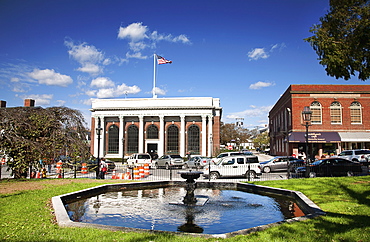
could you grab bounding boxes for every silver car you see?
[184,156,211,169]
[337,149,370,163]
[155,154,184,169]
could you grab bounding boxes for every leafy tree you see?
[253,131,270,150]
[220,122,252,146]
[0,106,90,178]
[305,0,370,81]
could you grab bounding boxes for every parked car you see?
[184,156,211,169]
[294,158,363,178]
[155,154,185,169]
[260,156,305,173]
[126,153,153,167]
[337,149,370,163]
[241,150,254,156]
[211,152,243,164]
[203,155,262,179]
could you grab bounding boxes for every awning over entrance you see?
[288,132,341,143]
[338,132,370,142]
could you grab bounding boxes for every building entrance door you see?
[147,143,158,159]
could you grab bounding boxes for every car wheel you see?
[183,164,189,169]
[347,171,354,176]
[209,172,219,180]
[309,172,316,178]
[245,170,256,179]
[155,162,160,169]
[165,163,170,170]
[263,166,271,173]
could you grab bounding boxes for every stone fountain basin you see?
[52,181,325,238]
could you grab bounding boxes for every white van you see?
[203,155,262,179]
[126,153,152,167]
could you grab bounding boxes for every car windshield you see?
[170,155,182,158]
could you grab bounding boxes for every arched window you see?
[330,101,342,124]
[147,124,159,139]
[127,125,138,153]
[108,125,119,154]
[187,125,200,154]
[350,101,362,124]
[310,101,322,124]
[167,125,179,154]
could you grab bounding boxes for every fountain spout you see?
[178,171,203,205]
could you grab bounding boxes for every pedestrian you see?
[100,158,108,179]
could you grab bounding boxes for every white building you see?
[90,97,222,159]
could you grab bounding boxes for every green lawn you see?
[1,176,369,242]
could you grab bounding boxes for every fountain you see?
[170,170,208,206]
[53,180,325,238]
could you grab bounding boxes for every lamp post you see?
[302,106,312,176]
[96,117,103,179]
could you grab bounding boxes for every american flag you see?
[156,55,172,65]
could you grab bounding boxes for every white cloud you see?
[28,69,73,87]
[118,22,148,42]
[90,77,115,88]
[152,87,166,96]
[77,63,102,75]
[95,83,141,98]
[125,52,148,59]
[21,94,53,106]
[118,22,191,59]
[65,39,107,76]
[249,81,275,90]
[248,43,286,61]
[248,48,269,60]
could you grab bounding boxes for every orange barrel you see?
[144,163,150,177]
[133,167,140,180]
[56,161,63,174]
[81,163,88,174]
[139,165,144,178]
[111,170,117,179]
[124,172,132,180]
[1,157,5,165]
[36,171,41,179]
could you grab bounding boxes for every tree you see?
[253,131,270,150]
[305,0,370,81]
[0,106,90,178]
[220,122,252,146]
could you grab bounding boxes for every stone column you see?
[139,115,144,153]
[119,116,124,158]
[180,115,186,157]
[158,115,165,157]
[202,115,207,156]
[100,116,105,157]
[208,115,213,157]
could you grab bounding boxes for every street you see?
[0,152,290,181]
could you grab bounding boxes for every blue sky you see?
[0,0,366,129]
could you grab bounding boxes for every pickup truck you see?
[203,155,262,179]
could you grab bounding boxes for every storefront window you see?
[107,124,119,154]
[167,125,179,154]
[187,125,200,154]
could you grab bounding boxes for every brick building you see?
[90,97,222,159]
[269,84,370,159]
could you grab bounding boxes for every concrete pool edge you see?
[52,181,325,238]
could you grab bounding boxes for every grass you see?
[0,176,369,241]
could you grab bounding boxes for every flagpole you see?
[153,54,157,98]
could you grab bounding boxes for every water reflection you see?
[65,187,300,234]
